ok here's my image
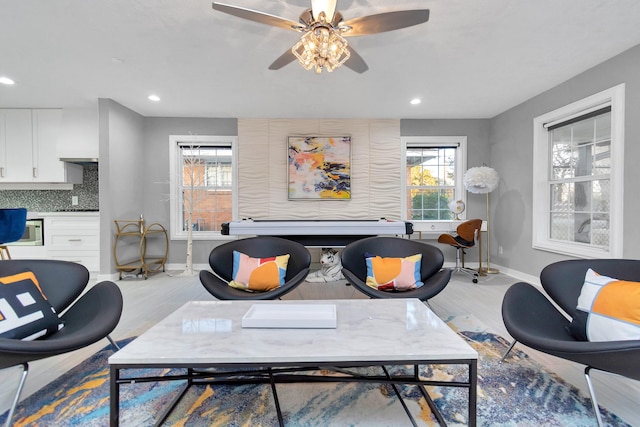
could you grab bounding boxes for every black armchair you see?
[501,259,640,426]
[0,260,123,427]
[340,236,452,303]
[199,236,311,300]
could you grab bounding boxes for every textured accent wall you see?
[238,119,401,220]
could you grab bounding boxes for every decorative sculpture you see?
[306,248,345,282]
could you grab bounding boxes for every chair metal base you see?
[500,340,604,426]
[499,339,517,363]
[452,266,479,283]
[107,335,121,351]
[4,335,120,427]
[0,245,11,260]
[585,367,604,427]
[451,247,479,283]
[5,363,28,427]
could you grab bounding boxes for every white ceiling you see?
[2,0,640,119]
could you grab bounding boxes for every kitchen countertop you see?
[30,211,99,218]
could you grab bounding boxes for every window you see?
[401,136,467,221]
[169,135,238,240]
[532,84,625,258]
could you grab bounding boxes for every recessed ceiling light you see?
[410,98,422,105]
[0,77,15,85]
[148,94,160,102]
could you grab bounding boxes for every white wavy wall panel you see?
[237,119,269,219]
[367,120,402,219]
[238,118,401,220]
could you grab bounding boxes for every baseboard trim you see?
[442,262,541,289]
[97,263,542,289]
[491,263,541,288]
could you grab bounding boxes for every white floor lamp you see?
[464,166,500,274]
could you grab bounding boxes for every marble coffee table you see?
[109,298,478,426]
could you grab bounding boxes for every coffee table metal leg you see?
[382,365,419,427]
[154,383,190,426]
[110,367,120,427]
[417,384,447,426]
[154,368,194,427]
[469,360,477,427]
[409,364,447,427]
[268,369,285,427]
[108,361,477,426]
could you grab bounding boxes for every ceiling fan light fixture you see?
[311,0,337,22]
[211,1,429,74]
[292,24,350,73]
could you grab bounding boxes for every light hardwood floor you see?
[1,270,639,425]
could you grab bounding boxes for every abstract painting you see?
[288,136,351,200]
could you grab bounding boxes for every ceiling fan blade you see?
[344,46,369,73]
[340,9,429,36]
[268,49,297,70]
[212,2,304,31]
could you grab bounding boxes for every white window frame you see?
[169,135,238,240]
[400,136,468,222]
[532,84,625,258]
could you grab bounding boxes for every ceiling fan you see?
[211,1,430,73]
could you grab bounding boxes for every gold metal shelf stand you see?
[113,219,168,279]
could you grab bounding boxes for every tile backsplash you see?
[0,164,99,212]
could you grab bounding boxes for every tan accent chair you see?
[437,219,482,283]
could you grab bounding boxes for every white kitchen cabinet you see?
[2,245,48,260]
[0,109,33,182]
[33,109,81,182]
[0,109,82,183]
[45,215,100,273]
[58,107,99,160]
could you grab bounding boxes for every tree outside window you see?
[169,135,237,242]
[549,112,611,248]
[406,147,457,220]
[532,84,624,258]
[180,145,233,233]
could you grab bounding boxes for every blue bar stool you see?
[0,208,28,260]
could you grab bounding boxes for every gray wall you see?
[142,117,238,266]
[97,104,237,275]
[488,44,640,277]
[98,99,146,274]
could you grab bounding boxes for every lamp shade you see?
[464,166,499,194]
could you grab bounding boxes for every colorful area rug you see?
[0,316,629,426]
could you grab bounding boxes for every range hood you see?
[60,157,99,165]
[0,161,84,189]
[0,182,76,190]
